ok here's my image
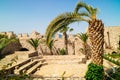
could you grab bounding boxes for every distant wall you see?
[104,26,120,49]
[1,26,120,55]
[0,31,16,38]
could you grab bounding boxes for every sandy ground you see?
[34,63,87,77]
[0,51,117,78]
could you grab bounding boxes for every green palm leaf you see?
[74,2,98,19]
[76,33,88,43]
[46,12,86,45]
[27,38,40,50]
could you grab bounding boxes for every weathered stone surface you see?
[104,26,120,49]
[1,41,22,55]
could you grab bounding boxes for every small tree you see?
[76,33,88,59]
[59,26,73,55]
[27,38,40,51]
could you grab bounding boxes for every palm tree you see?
[75,2,104,66]
[27,38,40,51]
[45,2,104,79]
[76,33,88,59]
[59,26,73,55]
[45,2,104,66]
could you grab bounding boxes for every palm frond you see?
[69,28,74,32]
[46,17,81,45]
[46,12,86,45]
[59,26,68,33]
[76,33,88,43]
[47,39,53,49]
[45,12,83,38]
[74,2,98,19]
[27,38,40,50]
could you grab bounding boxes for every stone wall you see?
[104,26,120,49]
[1,26,120,55]
[0,31,16,38]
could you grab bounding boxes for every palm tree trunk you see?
[63,32,68,55]
[83,43,88,59]
[88,19,104,66]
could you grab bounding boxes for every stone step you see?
[46,60,80,64]
[4,59,31,74]
[15,60,38,74]
[43,55,85,60]
[43,55,85,64]
[26,62,48,75]
[15,59,31,68]
[30,56,43,60]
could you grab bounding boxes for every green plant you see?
[61,71,66,80]
[103,55,120,66]
[85,63,104,80]
[45,1,104,79]
[27,38,40,51]
[59,26,73,55]
[76,33,89,59]
[105,67,120,80]
[58,48,66,55]
[118,47,120,50]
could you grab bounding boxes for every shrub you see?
[105,67,120,80]
[111,67,120,80]
[85,63,104,80]
[58,48,66,55]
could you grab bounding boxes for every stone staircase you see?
[8,56,47,75]
[33,55,87,79]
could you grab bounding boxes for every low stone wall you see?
[28,51,38,57]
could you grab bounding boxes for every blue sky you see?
[0,0,120,34]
